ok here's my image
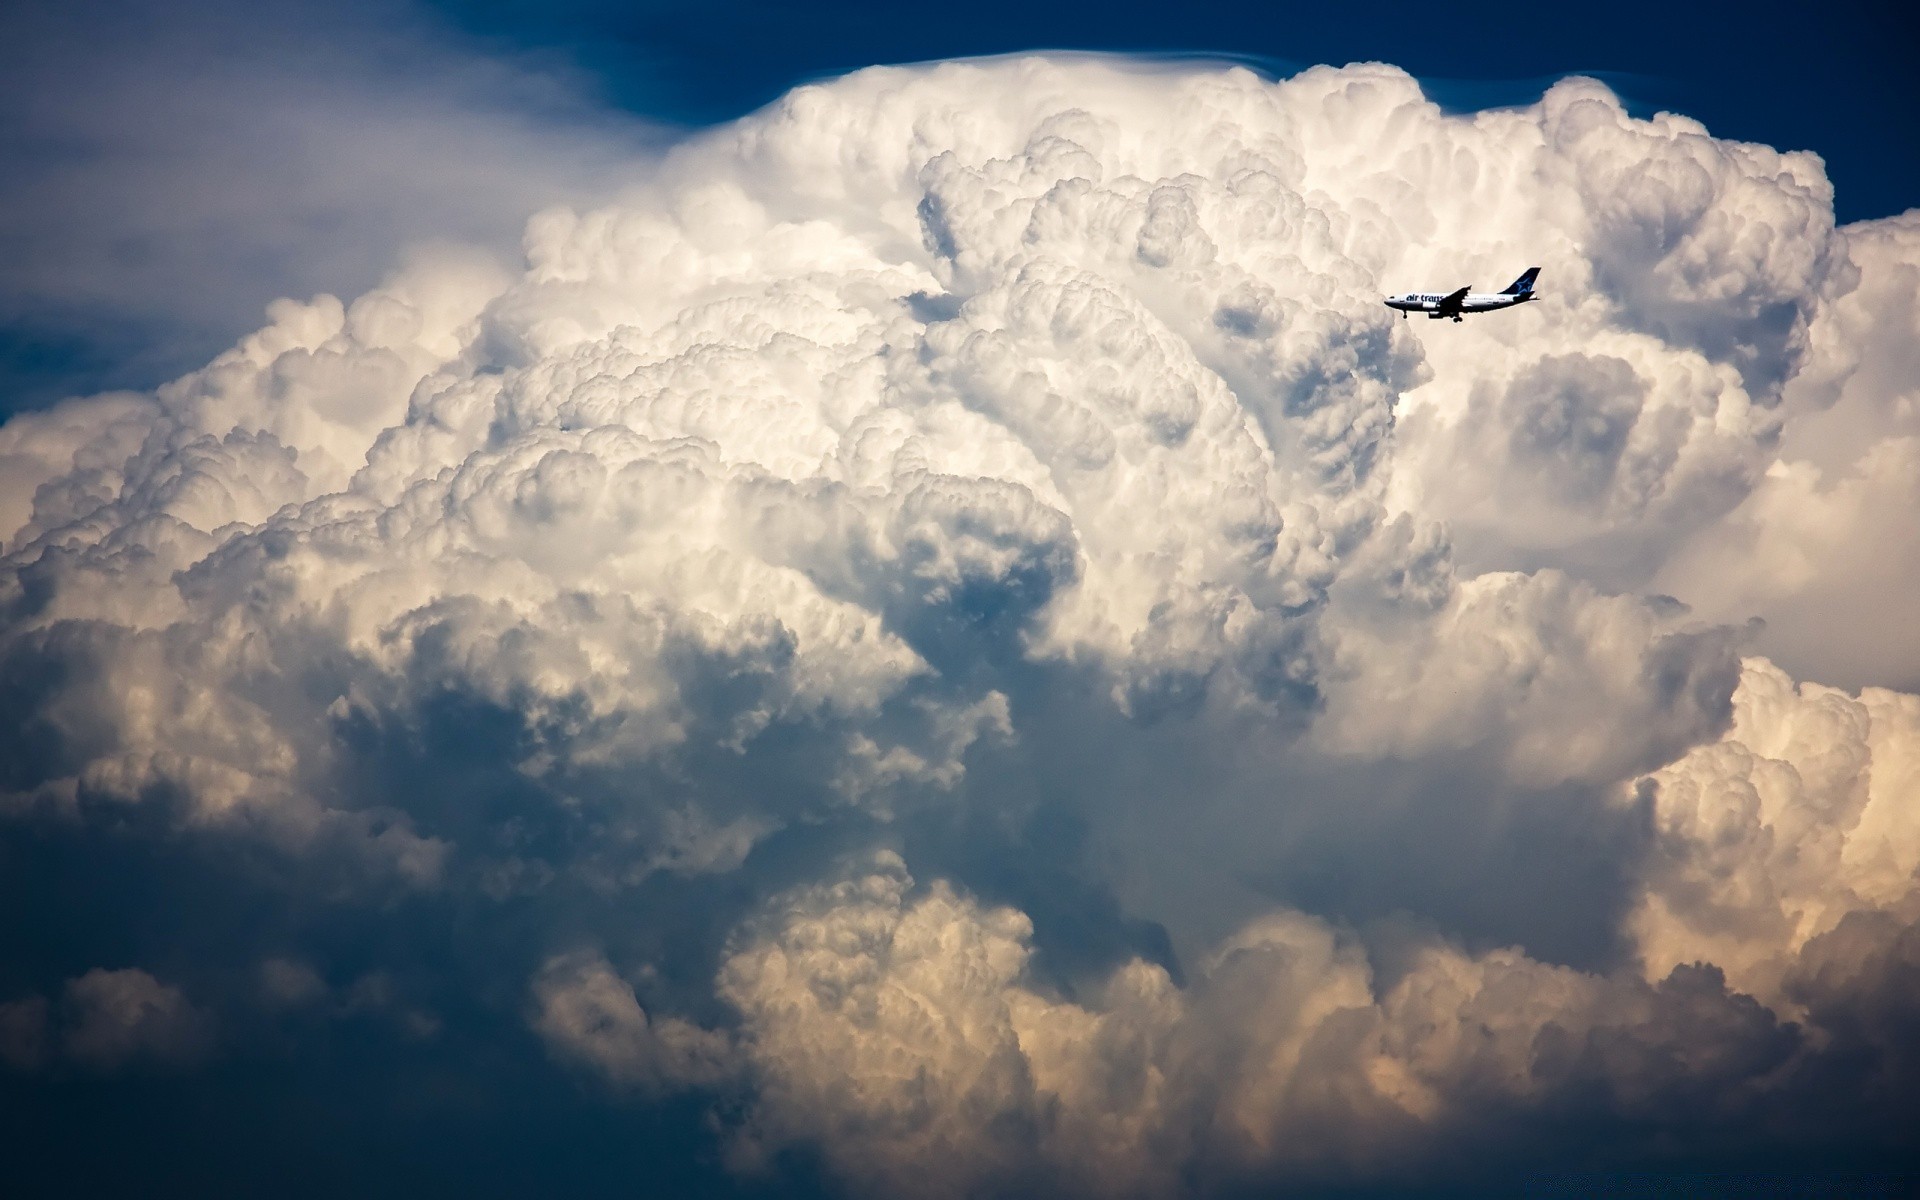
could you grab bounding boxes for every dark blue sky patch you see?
[441,0,1915,223]
[0,1044,777,1200]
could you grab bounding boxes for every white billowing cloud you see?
[1635,658,1920,1006]
[1314,567,1743,786]
[1656,440,1920,692]
[712,854,1090,1195]
[2,51,1918,1193]
[1540,81,1843,395]
[1779,212,1920,467]
[1654,212,1920,691]
[0,57,1872,805]
[1389,337,1768,585]
[1357,73,1846,591]
[0,393,157,557]
[677,855,1794,1197]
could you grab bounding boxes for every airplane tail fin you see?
[1501,267,1541,296]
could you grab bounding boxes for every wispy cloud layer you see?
[0,0,663,410]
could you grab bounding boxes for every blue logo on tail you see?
[1501,267,1541,296]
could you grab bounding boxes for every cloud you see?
[62,968,214,1068]
[697,853,1805,1197]
[1,51,1917,1194]
[531,950,734,1091]
[1652,212,1920,692]
[1,969,212,1072]
[0,0,665,411]
[1634,658,1920,1006]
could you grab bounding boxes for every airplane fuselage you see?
[1382,268,1541,322]
[1383,291,1535,318]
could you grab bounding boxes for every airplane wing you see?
[1436,286,1470,317]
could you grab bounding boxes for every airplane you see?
[1383,267,1540,321]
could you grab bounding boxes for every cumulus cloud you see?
[635,853,1803,1196]
[531,951,734,1091]
[62,968,213,1068]
[1654,212,1920,691]
[2,51,1917,1194]
[1,969,212,1072]
[1635,658,1920,1005]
